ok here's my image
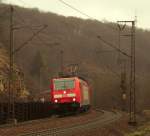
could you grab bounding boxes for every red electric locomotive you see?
[50,77,91,112]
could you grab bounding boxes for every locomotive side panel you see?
[80,79,90,106]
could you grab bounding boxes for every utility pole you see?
[117,24,127,111]
[117,20,136,125]
[117,24,121,65]
[39,67,42,92]
[6,6,48,116]
[117,23,126,64]
[60,50,64,75]
[8,5,16,123]
[120,60,127,111]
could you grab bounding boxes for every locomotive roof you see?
[52,76,88,82]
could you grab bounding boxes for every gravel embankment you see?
[69,112,132,136]
[0,109,101,136]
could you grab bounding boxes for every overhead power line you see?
[58,0,121,77]
[97,35,131,58]
[58,0,95,19]
[58,0,117,31]
[15,0,30,8]
[10,6,49,54]
[14,8,59,48]
[14,0,120,78]
[13,25,48,54]
[10,0,117,32]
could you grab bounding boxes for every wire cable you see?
[13,0,118,31]
[13,25,47,54]
[97,35,131,58]
[58,0,117,31]
[13,1,122,78]
[15,0,30,8]
[10,6,50,53]
[14,8,59,49]
[58,0,95,20]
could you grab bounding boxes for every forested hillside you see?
[0,3,150,110]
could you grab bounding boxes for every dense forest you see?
[0,3,150,110]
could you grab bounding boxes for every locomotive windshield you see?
[54,79,75,90]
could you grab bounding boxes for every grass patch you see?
[126,123,150,136]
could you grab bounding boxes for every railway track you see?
[20,110,122,136]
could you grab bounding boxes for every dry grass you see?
[125,122,150,136]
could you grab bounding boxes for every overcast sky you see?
[4,0,150,29]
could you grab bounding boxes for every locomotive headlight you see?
[54,99,58,103]
[73,98,76,102]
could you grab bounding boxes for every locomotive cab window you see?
[54,79,75,90]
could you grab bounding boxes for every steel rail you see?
[20,110,122,136]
